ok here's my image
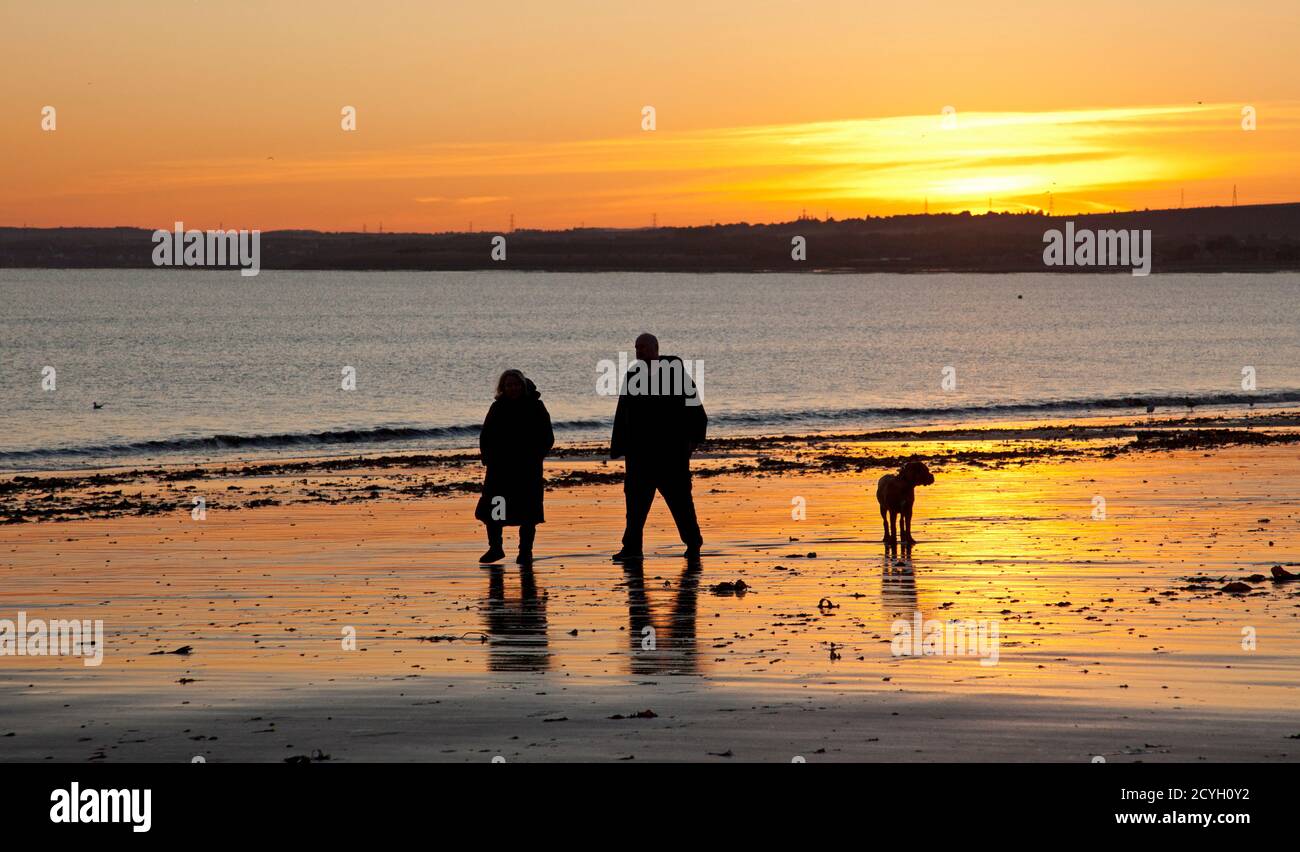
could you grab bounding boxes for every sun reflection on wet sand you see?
[1,441,1297,759]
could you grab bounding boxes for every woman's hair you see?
[494,368,528,400]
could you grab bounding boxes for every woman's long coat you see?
[474,380,554,526]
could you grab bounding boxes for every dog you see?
[876,460,935,544]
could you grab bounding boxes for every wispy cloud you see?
[414,195,511,204]
[24,102,1300,224]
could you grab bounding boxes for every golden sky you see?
[3,0,1298,231]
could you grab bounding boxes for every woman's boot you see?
[480,524,505,563]
[516,524,536,564]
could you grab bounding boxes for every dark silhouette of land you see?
[3,203,1299,273]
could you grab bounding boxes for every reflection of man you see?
[623,563,701,676]
[610,333,706,561]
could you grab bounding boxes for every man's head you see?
[634,332,660,362]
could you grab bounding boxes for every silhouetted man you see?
[610,333,706,561]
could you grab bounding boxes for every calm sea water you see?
[2,269,1298,471]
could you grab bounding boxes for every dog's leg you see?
[880,505,890,542]
[902,506,915,544]
[887,510,898,542]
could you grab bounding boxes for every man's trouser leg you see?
[659,465,703,549]
[622,459,656,553]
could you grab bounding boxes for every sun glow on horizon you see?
[6,101,1296,232]
[3,0,1298,231]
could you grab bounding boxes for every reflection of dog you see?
[876,461,935,543]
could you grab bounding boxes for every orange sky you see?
[3,0,1298,231]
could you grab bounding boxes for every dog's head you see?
[898,460,935,487]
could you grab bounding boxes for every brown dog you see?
[876,460,935,543]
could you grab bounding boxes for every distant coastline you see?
[3,203,1300,273]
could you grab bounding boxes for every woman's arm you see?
[537,402,555,458]
[479,403,498,465]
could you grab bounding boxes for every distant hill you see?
[3,203,1299,273]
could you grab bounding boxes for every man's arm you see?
[682,366,707,453]
[610,391,628,459]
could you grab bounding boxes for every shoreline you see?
[8,390,1299,472]
[6,409,1300,525]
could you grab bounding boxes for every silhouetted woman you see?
[475,369,554,564]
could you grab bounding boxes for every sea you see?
[2,268,1298,471]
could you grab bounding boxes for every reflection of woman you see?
[474,369,554,564]
[484,565,550,672]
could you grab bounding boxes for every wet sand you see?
[2,424,1300,762]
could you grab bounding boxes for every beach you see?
[3,414,1298,762]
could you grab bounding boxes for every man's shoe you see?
[479,547,506,564]
[611,549,643,562]
[515,550,533,565]
[682,545,702,560]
